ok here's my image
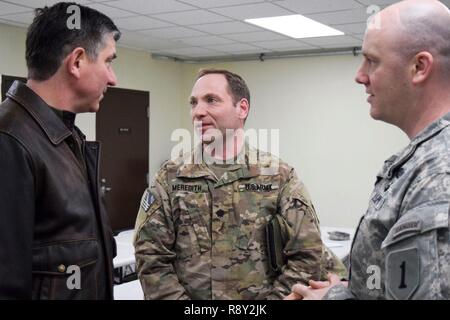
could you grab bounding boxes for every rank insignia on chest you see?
[239,183,279,192]
[141,189,155,212]
[371,192,385,210]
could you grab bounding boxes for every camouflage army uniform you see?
[325,114,450,300]
[134,145,345,300]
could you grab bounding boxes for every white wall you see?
[0,24,27,79]
[180,56,409,228]
[1,22,409,229]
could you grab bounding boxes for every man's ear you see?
[66,47,86,79]
[236,98,250,121]
[411,51,433,85]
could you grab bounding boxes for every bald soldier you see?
[287,0,450,300]
[134,69,345,300]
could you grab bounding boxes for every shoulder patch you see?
[386,247,420,300]
[140,189,155,212]
[392,220,421,239]
[371,192,385,210]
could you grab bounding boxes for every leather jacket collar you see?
[6,80,72,145]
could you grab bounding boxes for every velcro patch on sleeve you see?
[386,247,420,300]
[392,220,421,239]
[140,189,155,212]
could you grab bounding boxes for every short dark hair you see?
[26,2,121,81]
[197,68,251,107]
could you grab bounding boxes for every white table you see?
[320,226,354,260]
[114,278,144,300]
[113,226,355,300]
[113,230,141,300]
[113,229,135,268]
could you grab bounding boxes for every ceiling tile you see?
[230,48,271,55]
[250,39,314,50]
[86,3,135,18]
[176,0,267,9]
[140,38,189,50]
[301,35,362,47]
[224,31,288,42]
[117,31,152,47]
[119,31,186,50]
[276,0,362,15]
[189,21,261,35]
[210,3,292,20]
[114,15,173,31]
[156,9,231,25]
[332,22,367,35]
[272,45,320,53]
[0,11,34,25]
[319,41,362,49]
[211,43,264,53]
[105,0,195,15]
[0,0,405,60]
[138,26,206,39]
[6,0,91,9]
[0,2,33,15]
[176,35,234,46]
[357,0,397,6]
[307,8,370,25]
[156,46,224,58]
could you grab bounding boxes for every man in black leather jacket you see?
[0,2,121,299]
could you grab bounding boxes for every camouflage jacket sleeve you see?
[266,168,325,299]
[325,173,450,300]
[381,173,450,300]
[320,245,348,280]
[134,169,190,300]
[323,284,356,300]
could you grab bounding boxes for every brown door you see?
[2,75,27,101]
[96,87,149,233]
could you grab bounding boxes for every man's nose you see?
[191,101,207,119]
[355,68,368,85]
[108,69,118,87]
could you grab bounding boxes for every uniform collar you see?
[410,112,450,146]
[379,112,450,179]
[176,142,261,182]
[6,80,72,145]
[51,108,77,132]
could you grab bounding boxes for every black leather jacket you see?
[0,81,115,299]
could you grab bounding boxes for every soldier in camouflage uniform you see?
[134,69,346,300]
[288,0,450,300]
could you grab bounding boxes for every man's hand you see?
[284,273,347,300]
[284,292,303,300]
[309,279,330,289]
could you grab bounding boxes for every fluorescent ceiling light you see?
[245,14,344,39]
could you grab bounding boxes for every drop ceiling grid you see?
[0,0,415,60]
